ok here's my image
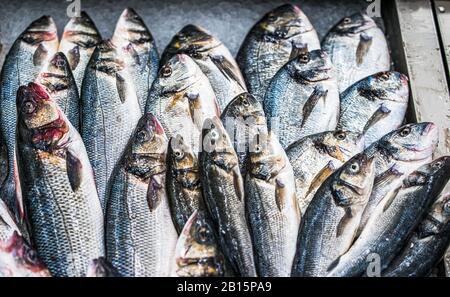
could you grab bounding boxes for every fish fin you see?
[116,72,127,103]
[362,104,391,134]
[147,176,163,211]
[382,186,402,212]
[67,46,80,70]
[275,178,286,211]
[327,255,341,272]
[232,166,244,202]
[126,43,141,66]
[356,33,373,66]
[373,166,403,190]
[66,150,83,192]
[289,42,308,60]
[209,54,246,90]
[33,44,48,67]
[336,207,353,237]
[305,161,336,198]
[301,85,328,127]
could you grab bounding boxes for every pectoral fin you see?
[209,54,246,90]
[275,178,286,211]
[362,104,391,134]
[147,176,163,211]
[232,166,244,202]
[289,42,308,60]
[305,161,336,198]
[116,72,127,103]
[67,46,80,70]
[336,207,353,237]
[301,85,328,127]
[66,150,83,192]
[374,166,403,190]
[356,33,373,66]
[33,44,48,67]
[382,186,401,212]
[126,43,141,66]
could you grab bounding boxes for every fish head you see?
[86,257,120,277]
[61,11,101,49]
[407,156,450,187]
[175,210,225,277]
[168,136,200,189]
[418,192,450,237]
[378,123,438,162]
[157,54,201,93]
[39,52,71,93]
[222,93,265,125]
[333,12,376,35]
[361,72,409,102]
[91,40,125,75]
[17,82,69,150]
[0,232,51,277]
[112,8,153,50]
[248,131,285,181]
[126,113,167,180]
[258,4,312,40]
[321,130,365,162]
[20,15,58,47]
[288,50,334,82]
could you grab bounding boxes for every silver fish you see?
[112,8,159,112]
[246,130,300,276]
[199,117,257,276]
[237,4,320,101]
[337,71,409,148]
[291,152,375,277]
[16,82,104,277]
[264,50,340,148]
[286,130,364,215]
[59,11,102,94]
[105,113,177,277]
[87,257,121,277]
[37,52,80,130]
[161,24,246,110]
[0,16,58,222]
[81,40,142,210]
[327,157,450,277]
[322,13,390,92]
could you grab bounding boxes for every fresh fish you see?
[199,117,256,276]
[161,24,246,110]
[327,157,450,277]
[59,11,102,93]
[358,123,438,234]
[175,210,231,277]
[237,4,320,101]
[246,129,300,276]
[105,113,177,277]
[0,16,58,222]
[383,190,450,277]
[221,92,267,176]
[145,54,219,152]
[264,50,340,148]
[322,13,390,92]
[81,40,142,209]
[166,136,204,234]
[0,231,51,277]
[291,152,375,277]
[337,71,409,147]
[16,82,104,277]
[37,52,80,129]
[286,130,364,215]
[87,257,121,277]
[112,8,159,111]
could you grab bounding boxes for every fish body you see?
[0,200,21,243]
[81,40,142,209]
[16,82,104,277]
[328,157,450,277]
[199,117,256,276]
[112,8,159,112]
[237,4,320,101]
[337,71,409,147]
[161,25,246,111]
[322,13,390,92]
[105,113,177,277]
[264,50,340,148]
[286,130,364,215]
[291,152,375,277]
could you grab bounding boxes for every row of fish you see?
[0,4,448,277]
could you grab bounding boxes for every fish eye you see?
[267,14,278,22]
[160,65,172,77]
[241,98,250,107]
[196,226,212,243]
[25,249,39,264]
[443,201,450,215]
[399,127,411,137]
[174,149,184,160]
[343,17,352,24]
[22,101,36,114]
[335,131,347,141]
[136,130,150,143]
[299,53,310,64]
[380,73,390,81]
[350,162,360,173]
[177,34,186,41]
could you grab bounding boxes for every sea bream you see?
[337,71,409,148]
[59,11,102,93]
[322,13,390,92]
[81,40,142,209]
[237,4,320,101]
[105,113,177,277]
[16,82,104,277]
[112,8,159,112]
[0,16,58,222]
[286,130,364,215]
[161,24,246,110]
[264,50,340,148]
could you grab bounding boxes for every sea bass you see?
[81,40,142,209]
[286,130,364,215]
[105,113,177,277]
[291,152,375,277]
[327,157,450,277]
[59,11,102,93]
[0,16,58,222]
[112,8,159,111]
[237,4,320,101]
[264,50,340,148]
[322,13,390,92]
[16,82,104,277]
[161,24,246,110]
[199,117,257,276]
[337,71,409,147]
